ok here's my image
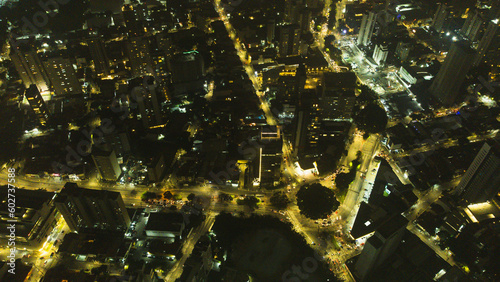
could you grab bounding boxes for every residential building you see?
[25,84,50,125]
[0,187,59,249]
[455,143,500,205]
[354,214,408,280]
[321,72,358,121]
[259,126,283,188]
[92,148,122,182]
[9,38,50,93]
[357,11,377,46]
[43,53,82,96]
[429,41,476,106]
[54,182,130,232]
[278,24,301,57]
[127,36,152,77]
[373,43,389,66]
[87,35,110,76]
[473,19,499,66]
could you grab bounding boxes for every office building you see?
[9,39,50,93]
[373,43,389,66]
[25,84,50,125]
[455,143,500,205]
[357,11,377,46]
[43,53,82,96]
[473,20,499,66]
[87,35,110,76]
[429,41,476,106]
[321,72,357,121]
[127,36,152,77]
[461,9,484,41]
[0,187,59,249]
[278,24,301,57]
[432,3,450,33]
[91,148,122,181]
[259,126,283,188]
[54,182,130,232]
[354,214,408,280]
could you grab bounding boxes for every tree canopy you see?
[237,196,259,209]
[354,103,388,133]
[142,192,160,202]
[270,192,290,210]
[296,183,339,219]
[163,191,174,199]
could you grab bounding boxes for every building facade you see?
[54,182,130,232]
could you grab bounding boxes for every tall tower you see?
[91,148,122,182]
[432,3,449,33]
[127,36,152,77]
[461,9,483,41]
[134,78,163,128]
[25,84,50,125]
[473,19,499,66]
[259,126,282,188]
[357,11,377,46]
[373,43,389,66]
[354,214,408,280]
[454,143,500,205]
[122,4,144,37]
[87,35,110,76]
[429,41,476,106]
[278,24,301,57]
[9,39,50,93]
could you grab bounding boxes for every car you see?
[50,252,54,258]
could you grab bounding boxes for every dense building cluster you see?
[0,0,499,281]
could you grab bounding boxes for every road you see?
[338,134,381,231]
[163,212,217,281]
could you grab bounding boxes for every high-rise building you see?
[54,182,130,232]
[461,9,484,41]
[473,20,499,66]
[321,72,358,121]
[354,214,408,281]
[373,43,389,66]
[87,35,110,76]
[91,148,122,181]
[432,3,450,33]
[0,187,60,249]
[429,41,476,106]
[395,40,411,62]
[134,78,163,128]
[278,24,301,57]
[43,53,82,96]
[25,84,50,125]
[9,39,50,93]
[259,126,283,188]
[127,36,152,77]
[168,51,205,84]
[267,19,276,43]
[455,143,500,205]
[357,11,377,46]
[122,4,145,37]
